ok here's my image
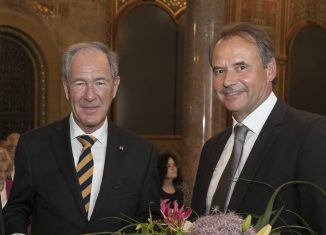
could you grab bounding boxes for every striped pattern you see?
[77,135,97,214]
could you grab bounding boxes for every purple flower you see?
[189,211,256,235]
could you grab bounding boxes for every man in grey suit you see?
[191,22,326,234]
[4,41,160,234]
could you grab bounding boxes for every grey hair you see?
[62,41,119,80]
[210,22,275,68]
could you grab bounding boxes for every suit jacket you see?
[0,201,4,235]
[4,117,161,235]
[191,100,326,234]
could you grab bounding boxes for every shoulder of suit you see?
[204,127,232,147]
[286,105,326,123]
[19,117,68,141]
[108,121,155,147]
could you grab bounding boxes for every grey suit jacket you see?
[4,117,160,235]
[192,100,326,234]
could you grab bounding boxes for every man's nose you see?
[84,84,96,100]
[223,70,236,87]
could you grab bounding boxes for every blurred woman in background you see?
[157,151,184,206]
[0,147,13,208]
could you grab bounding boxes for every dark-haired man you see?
[192,22,326,234]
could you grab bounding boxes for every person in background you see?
[0,140,7,148]
[191,22,326,234]
[4,41,160,235]
[5,133,20,179]
[157,151,184,207]
[0,147,13,208]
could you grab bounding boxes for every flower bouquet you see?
[86,180,325,235]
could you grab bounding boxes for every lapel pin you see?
[118,146,124,151]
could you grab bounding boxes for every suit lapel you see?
[229,101,287,210]
[50,117,87,218]
[90,122,126,220]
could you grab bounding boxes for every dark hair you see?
[62,41,119,81]
[157,151,183,187]
[210,22,277,84]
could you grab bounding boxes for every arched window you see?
[115,3,184,135]
[289,25,326,115]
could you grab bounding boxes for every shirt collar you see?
[69,113,108,145]
[232,92,277,134]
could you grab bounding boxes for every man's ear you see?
[266,58,277,82]
[113,76,120,98]
[63,79,70,100]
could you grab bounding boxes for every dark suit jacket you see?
[0,201,4,235]
[191,100,326,234]
[4,117,161,235]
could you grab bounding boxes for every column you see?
[181,0,228,204]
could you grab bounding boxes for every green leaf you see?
[242,214,252,232]
[253,180,326,232]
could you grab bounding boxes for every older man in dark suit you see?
[4,42,160,235]
[191,22,326,234]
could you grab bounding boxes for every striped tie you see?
[77,135,97,214]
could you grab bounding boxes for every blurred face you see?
[165,158,178,180]
[63,49,120,133]
[211,36,276,122]
[0,163,10,181]
[7,136,19,160]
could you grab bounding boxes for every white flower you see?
[183,220,193,233]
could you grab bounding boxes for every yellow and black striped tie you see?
[77,135,97,214]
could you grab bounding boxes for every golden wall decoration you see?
[289,0,326,27]
[4,0,69,18]
[116,0,186,17]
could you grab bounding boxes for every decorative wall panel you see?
[289,0,326,28]
[0,26,46,138]
[116,0,186,17]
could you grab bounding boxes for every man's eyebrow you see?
[233,61,246,66]
[212,65,225,70]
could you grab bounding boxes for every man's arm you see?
[297,117,326,234]
[136,144,161,221]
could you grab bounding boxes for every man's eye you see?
[74,81,85,86]
[235,64,247,71]
[213,68,225,76]
[95,80,107,86]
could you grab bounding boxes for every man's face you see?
[0,164,10,180]
[63,49,120,133]
[211,36,276,122]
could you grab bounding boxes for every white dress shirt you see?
[1,180,7,208]
[69,113,108,220]
[206,92,277,213]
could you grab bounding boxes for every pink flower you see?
[160,199,192,230]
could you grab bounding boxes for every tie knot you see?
[77,135,97,148]
[234,124,249,143]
